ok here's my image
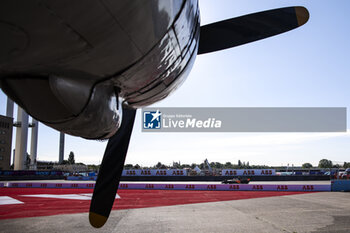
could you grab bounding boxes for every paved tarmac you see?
[0,191,349,233]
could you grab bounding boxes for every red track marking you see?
[0,188,308,220]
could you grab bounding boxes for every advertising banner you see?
[222,169,276,176]
[116,183,330,192]
[2,182,331,192]
[122,169,187,176]
[4,182,95,189]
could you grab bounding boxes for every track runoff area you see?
[0,181,330,220]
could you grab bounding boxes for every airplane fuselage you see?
[0,0,199,139]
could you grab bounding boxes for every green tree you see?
[62,160,69,165]
[302,163,313,169]
[156,162,163,169]
[68,151,75,164]
[124,164,133,169]
[318,159,332,168]
[215,162,223,169]
[238,160,242,167]
[87,164,100,171]
[343,162,350,168]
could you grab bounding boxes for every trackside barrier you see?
[122,169,188,176]
[331,180,350,191]
[0,170,63,176]
[0,183,3,188]
[66,175,331,182]
[3,182,95,189]
[222,169,276,176]
[117,183,330,191]
[66,176,97,181]
[1,182,331,191]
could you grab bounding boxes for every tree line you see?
[64,150,348,170]
[122,159,349,170]
[123,161,270,170]
[316,159,350,169]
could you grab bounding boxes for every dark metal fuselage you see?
[0,0,200,139]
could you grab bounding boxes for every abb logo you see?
[156,170,167,175]
[172,170,184,176]
[207,185,216,190]
[86,184,94,188]
[165,184,174,189]
[225,170,237,176]
[41,184,47,188]
[243,170,255,175]
[141,170,151,175]
[303,185,314,191]
[26,183,32,187]
[277,185,288,190]
[55,184,62,188]
[126,170,136,175]
[261,170,273,175]
[145,184,154,189]
[120,184,128,188]
[185,185,195,189]
[252,185,263,190]
[70,184,78,188]
[229,185,239,190]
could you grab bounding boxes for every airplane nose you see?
[49,75,93,117]
[0,74,93,122]
[1,74,76,122]
[0,74,123,139]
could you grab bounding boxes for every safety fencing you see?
[0,182,331,192]
[331,180,350,191]
[222,169,275,176]
[66,176,97,181]
[2,182,94,189]
[0,171,64,176]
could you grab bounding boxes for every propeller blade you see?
[198,6,309,54]
[89,107,136,228]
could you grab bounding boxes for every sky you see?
[1,0,350,167]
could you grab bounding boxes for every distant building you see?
[0,115,13,170]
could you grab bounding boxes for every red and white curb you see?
[0,193,120,206]
[0,196,24,205]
